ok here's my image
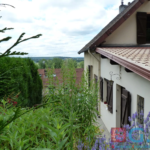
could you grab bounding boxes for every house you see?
[78,0,150,132]
[38,68,84,96]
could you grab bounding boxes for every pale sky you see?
[0,0,132,57]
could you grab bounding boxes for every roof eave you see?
[78,0,146,54]
[96,47,150,81]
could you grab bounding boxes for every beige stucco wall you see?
[84,51,101,114]
[104,1,150,45]
[101,58,150,132]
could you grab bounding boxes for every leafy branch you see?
[0,27,14,33]
[0,32,42,58]
[0,3,15,8]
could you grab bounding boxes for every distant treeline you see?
[36,58,84,69]
[23,57,84,63]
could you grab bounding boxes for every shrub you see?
[0,57,42,107]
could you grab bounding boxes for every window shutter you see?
[121,89,131,127]
[88,65,91,88]
[94,74,98,112]
[107,81,113,113]
[100,77,103,102]
[94,74,98,85]
[136,12,147,44]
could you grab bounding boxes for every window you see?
[39,74,42,77]
[137,95,144,124]
[88,65,93,88]
[94,74,98,87]
[107,80,113,113]
[104,78,113,113]
[94,74,98,112]
[136,12,150,44]
[121,88,131,127]
[100,77,103,102]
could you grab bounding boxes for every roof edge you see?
[96,47,150,81]
[78,0,146,54]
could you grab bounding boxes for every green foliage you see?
[0,57,42,107]
[63,58,77,68]
[0,60,101,149]
[38,59,47,69]
[51,58,63,68]
[38,58,78,69]
[43,61,100,149]
[0,28,42,58]
[78,61,84,68]
[0,4,43,143]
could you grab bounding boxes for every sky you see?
[0,0,133,57]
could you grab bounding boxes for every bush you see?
[0,57,42,107]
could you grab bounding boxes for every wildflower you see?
[111,145,114,149]
[135,112,138,118]
[140,110,144,116]
[13,101,17,106]
[128,116,132,122]
[132,121,135,127]
[132,114,136,121]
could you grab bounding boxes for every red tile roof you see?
[96,47,150,81]
[38,68,84,88]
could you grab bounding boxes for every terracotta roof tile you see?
[99,47,150,70]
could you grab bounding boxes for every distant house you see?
[38,68,84,95]
[78,0,150,132]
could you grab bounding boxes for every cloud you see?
[0,0,133,57]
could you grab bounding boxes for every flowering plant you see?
[77,110,150,150]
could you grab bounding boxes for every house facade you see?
[78,0,150,132]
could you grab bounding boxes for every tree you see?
[38,59,47,69]
[78,61,84,68]
[0,3,42,105]
[0,57,43,107]
[64,58,77,68]
[52,58,63,68]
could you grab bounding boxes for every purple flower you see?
[144,119,147,124]
[125,124,130,130]
[132,114,136,120]
[132,121,136,127]
[148,112,150,117]
[140,110,144,116]
[128,116,132,122]
[135,112,138,118]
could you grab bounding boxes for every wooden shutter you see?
[121,89,131,127]
[107,81,113,113]
[94,74,98,112]
[136,12,147,44]
[88,65,91,88]
[100,77,103,102]
[94,74,98,84]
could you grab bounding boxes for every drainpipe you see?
[88,49,101,118]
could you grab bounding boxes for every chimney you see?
[119,0,128,13]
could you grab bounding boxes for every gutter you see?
[88,49,101,117]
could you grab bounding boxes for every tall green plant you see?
[44,61,99,149]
